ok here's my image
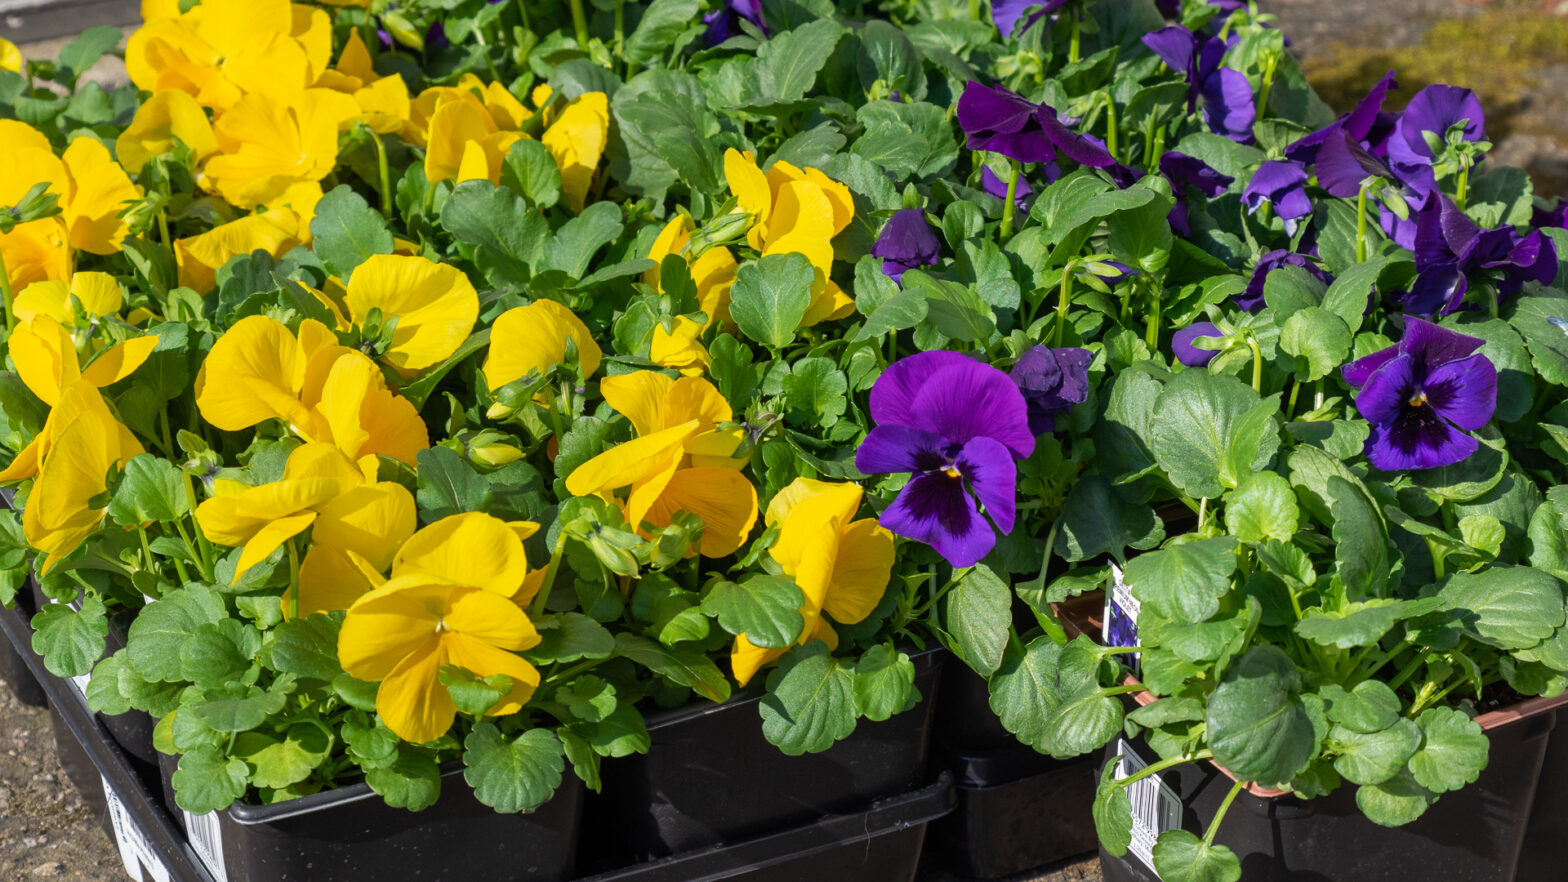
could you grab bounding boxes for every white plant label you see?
[1114,738,1182,876]
[183,808,229,882]
[102,776,172,882]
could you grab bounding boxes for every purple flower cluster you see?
[956,83,1137,185]
[1142,25,1255,142]
[1403,195,1556,315]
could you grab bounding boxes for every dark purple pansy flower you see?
[1236,249,1332,312]
[425,21,450,51]
[1242,160,1311,235]
[993,0,1071,38]
[856,352,1035,568]
[1009,346,1092,435]
[1142,25,1256,142]
[1287,71,1397,165]
[982,166,1045,208]
[1534,199,1568,229]
[703,0,768,46]
[1173,322,1226,366]
[1160,151,1233,235]
[1341,317,1496,470]
[1401,194,1557,315]
[957,82,1133,181]
[871,209,942,283]
[1387,84,1486,200]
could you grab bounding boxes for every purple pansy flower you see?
[1160,151,1233,235]
[1287,71,1398,165]
[1341,317,1496,471]
[1242,160,1311,235]
[993,0,1070,38]
[855,352,1035,568]
[1387,84,1486,200]
[1534,199,1568,230]
[982,166,1046,208]
[871,209,942,283]
[703,0,768,46]
[957,82,1132,181]
[1401,194,1557,315]
[1141,25,1256,142]
[425,21,450,51]
[1235,249,1333,312]
[1009,346,1092,434]
[1173,322,1226,366]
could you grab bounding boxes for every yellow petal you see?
[196,0,292,59]
[692,246,739,330]
[335,28,376,83]
[443,588,540,651]
[80,335,160,389]
[599,371,675,437]
[564,421,698,498]
[645,467,759,558]
[0,37,22,73]
[376,635,454,742]
[665,376,732,430]
[8,317,80,407]
[0,220,71,294]
[724,148,771,229]
[346,254,478,372]
[194,315,311,431]
[685,428,747,470]
[822,518,894,625]
[175,211,297,294]
[69,272,125,317]
[804,168,855,236]
[61,137,140,255]
[442,632,540,716]
[312,482,417,571]
[234,510,317,580]
[23,384,132,571]
[281,440,368,485]
[289,4,334,83]
[424,97,495,185]
[649,317,710,377]
[12,281,74,326]
[801,278,855,328]
[764,477,847,529]
[116,90,217,175]
[730,634,783,688]
[354,75,411,135]
[338,578,445,678]
[541,93,608,214]
[394,512,529,596]
[296,545,380,616]
[482,300,603,390]
[643,216,691,289]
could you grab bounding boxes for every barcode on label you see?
[183,809,228,882]
[101,776,172,882]
[1115,739,1182,875]
[1102,563,1141,675]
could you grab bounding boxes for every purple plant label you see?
[1102,563,1140,675]
[1115,739,1182,875]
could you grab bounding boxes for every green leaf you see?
[1438,565,1566,650]
[192,688,287,732]
[1408,707,1489,793]
[1057,472,1165,562]
[904,270,996,342]
[1510,294,1568,385]
[463,724,565,813]
[946,563,1013,676]
[1287,443,1365,526]
[701,575,805,650]
[500,139,562,208]
[179,620,254,689]
[1295,599,1434,649]
[1328,476,1390,598]
[1332,719,1421,786]
[268,614,343,681]
[415,446,494,522]
[1355,768,1436,827]
[56,26,123,84]
[366,748,442,811]
[583,704,650,758]
[1224,471,1298,543]
[1321,681,1402,734]
[613,634,731,703]
[1151,830,1242,882]
[1320,257,1390,335]
[1093,761,1135,858]
[439,665,511,716]
[757,19,844,103]
[1123,537,1239,624]
[1151,370,1279,499]
[1051,678,1125,757]
[1093,368,1161,485]
[108,453,190,525]
[235,722,330,789]
[851,100,959,180]
[759,641,858,755]
[624,0,701,66]
[1206,646,1317,786]
[85,653,133,716]
[1280,307,1353,381]
[987,635,1063,754]
[527,613,616,663]
[172,747,249,815]
[537,202,623,281]
[440,180,545,286]
[309,185,393,280]
[1106,194,1175,275]
[853,644,916,722]
[1263,265,1328,318]
[31,597,107,678]
[729,253,814,349]
[1141,607,1249,664]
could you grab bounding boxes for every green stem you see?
[969,0,981,21]
[1068,10,1081,63]
[528,533,568,619]
[1356,182,1369,263]
[1145,278,1161,351]
[1113,750,1214,792]
[1456,160,1470,212]
[371,129,393,218]
[1255,53,1279,122]
[1387,651,1429,692]
[1203,780,1248,848]
[999,160,1020,240]
[568,0,590,46]
[1286,378,1302,419]
[0,248,14,332]
[1197,496,1208,530]
[1054,262,1075,348]
[286,539,300,620]
[157,210,172,249]
[1103,92,1120,163]
[1245,335,1263,392]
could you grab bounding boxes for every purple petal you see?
[1243,160,1308,215]
[1160,151,1233,197]
[1316,129,1392,198]
[1038,105,1118,167]
[908,359,1036,459]
[871,208,942,269]
[1508,229,1558,287]
[993,0,1069,37]
[880,472,995,568]
[1404,265,1465,315]
[958,82,1039,137]
[1533,199,1568,229]
[1200,67,1257,142]
[856,423,948,475]
[1398,315,1486,366]
[1236,249,1331,313]
[1010,345,1092,434]
[1397,84,1486,160]
[1353,353,1415,426]
[869,350,976,427]
[1344,71,1400,142]
[1341,346,1401,389]
[959,436,1019,534]
[982,166,1036,205]
[1366,410,1479,471]
[1422,353,1497,431]
[1173,322,1225,367]
[1143,26,1198,83]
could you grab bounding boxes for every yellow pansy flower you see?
[0,37,22,73]
[566,372,757,558]
[649,316,710,377]
[343,254,479,372]
[724,148,856,326]
[0,219,71,295]
[60,137,141,255]
[173,209,301,294]
[21,383,144,573]
[14,273,123,326]
[194,315,429,465]
[194,442,394,581]
[202,88,359,210]
[482,299,602,392]
[338,512,543,743]
[645,216,740,331]
[316,30,410,135]
[116,90,218,175]
[540,92,609,214]
[423,94,523,186]
[730,479,894,685]
[8,315,159,408]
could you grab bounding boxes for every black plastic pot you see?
[48,701,109,816]
[1098,698,1560,882]
[581,646,945,871]
[156,752,584,882]
[1,611,46,706]
[576,773,954,882]
[1516,707,1568,882]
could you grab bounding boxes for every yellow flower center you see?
[1408,391,1428,408]
[944,465,962,479]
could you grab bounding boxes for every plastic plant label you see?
[102,776,172,882]
[1101,563,1141,675]
[183,809,228,882]
[1114,738,1182,876]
